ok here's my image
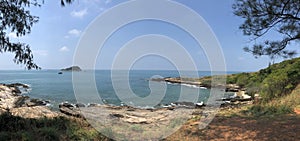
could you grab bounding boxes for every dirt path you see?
[165,114,300,141]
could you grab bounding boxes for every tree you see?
[61,0,74,6]
[0,0,74,70]
[233,0,300,59]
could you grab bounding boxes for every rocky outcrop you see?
[61,66,82,71]
[151,77,233,90]
[225,84,241,92]
[10,106,60,119]
[0,84,59,119]
[0,84,25,109]
[151,77,248,93]
[151,77,205,87]
[59,102,83,118]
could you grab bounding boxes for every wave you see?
[166,82,207,89]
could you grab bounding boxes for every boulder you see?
[59,106,83,118]
[24,98,48,107]
[59,102,75,108]
[59,102,83,117]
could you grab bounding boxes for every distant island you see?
[60,66,82,72]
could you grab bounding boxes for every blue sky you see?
[1,0,294,71]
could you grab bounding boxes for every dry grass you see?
[266,84,300,109]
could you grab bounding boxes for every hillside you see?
[165,58,300,140]
[227,57,300,102]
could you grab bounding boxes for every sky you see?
[1,0,296,71]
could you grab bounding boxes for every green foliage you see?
[235,73,250,87]
[233,0,300,59]
[0,0,42,69]
[260,58,300,101]
[201,79,212,88]
[226,75,237,84]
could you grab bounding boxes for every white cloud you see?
[8,32,18,39]
[33,50,48,56]
[59,46,70,52]
[105,0,112,4]
[70,9,88,18]
[68,29,81,37]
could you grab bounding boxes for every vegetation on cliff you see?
[225,57,300,116]
[227,57,300,102]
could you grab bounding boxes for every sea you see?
[0,70,237,109]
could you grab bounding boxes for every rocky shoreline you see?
[0,83,60,118]
[0,83,257,140]
[0,83,253,125]
[0,83,207,120]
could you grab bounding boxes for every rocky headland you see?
[150,77,254,107]
[61,66,82,71]
[150,77,242,92]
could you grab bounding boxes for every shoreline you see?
[0,82,252,119]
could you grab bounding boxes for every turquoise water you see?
[0,70,234,108]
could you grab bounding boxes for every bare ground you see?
[165,114,300,141]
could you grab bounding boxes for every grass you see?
[0,112,110,141]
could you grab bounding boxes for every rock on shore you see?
[0,83,60,119]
